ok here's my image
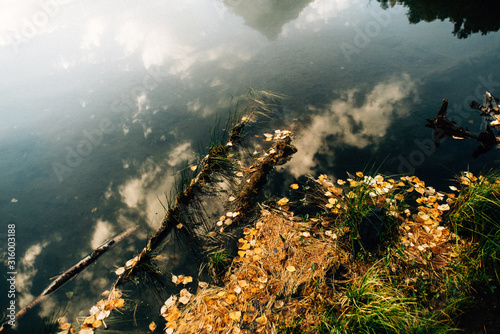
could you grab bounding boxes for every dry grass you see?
[159,209,343,334]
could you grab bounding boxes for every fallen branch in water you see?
[113,90,291,286]
[232,135,297,225]
[0,225,138,333]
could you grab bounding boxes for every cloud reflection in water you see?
[287,73,419,177]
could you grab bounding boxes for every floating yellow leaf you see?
[286,265,296,272]
[290,184,299,190]
[356,171,364,177]
[189,165,197,171]
[277,197,289,206]
[149,321,157,331]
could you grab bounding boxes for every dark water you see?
[1,0,500,331]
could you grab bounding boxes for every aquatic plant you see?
[448,171,500,285]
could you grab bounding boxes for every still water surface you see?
[1,0,500,330]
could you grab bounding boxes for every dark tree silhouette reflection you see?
[377,0,500,38]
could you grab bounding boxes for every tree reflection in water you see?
[377,0,500,38]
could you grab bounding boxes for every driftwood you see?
[0,225,138,333]
[232,136,297,224]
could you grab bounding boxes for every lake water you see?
[1,0,500,331]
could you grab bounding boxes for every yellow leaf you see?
[328,198,338,205]
[238,250,246,257]
[239,243,251,250]
[225,294,238,305]
[229,311,241,321]
[277,197,289,206]
[149,321,157,331]
[92,320,102,328]
[189,165,197,171]
[330,187,343,196]
[415,187,425,194]
[290,183,299,190]
[356,171,364,178]
[286,266,296,272]
[164,306,180,322]
[255,315,267,325]
[60,323,71,330]
[114,267,125,276]
[114,299,125,308]
[437,204,450,211]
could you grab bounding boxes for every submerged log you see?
[232,136,297,224]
